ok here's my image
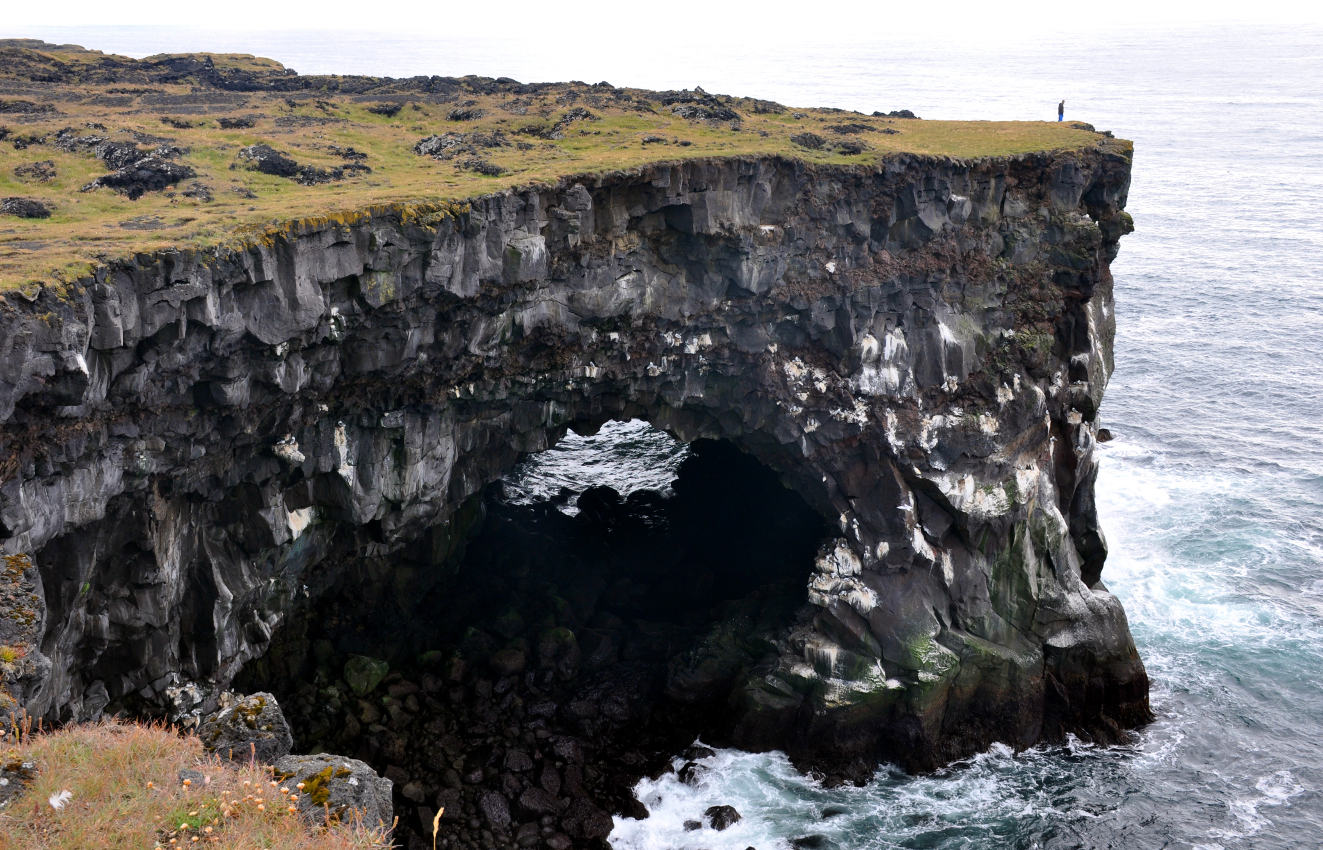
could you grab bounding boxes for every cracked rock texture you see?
[0,147,1148,772]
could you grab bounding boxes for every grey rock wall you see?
[0,147,1147,771]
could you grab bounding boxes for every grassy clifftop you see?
[0,40,1125,288]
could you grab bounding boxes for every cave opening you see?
[236,421,829,849]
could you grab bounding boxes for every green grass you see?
[0,41,1128,291]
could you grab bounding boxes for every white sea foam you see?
[499,420,688,514]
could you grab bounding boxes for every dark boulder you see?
[790,132,825,149]
[677,760,706,785]
[576,485,622,525]
[84,156,196,199]
[0,99,56,115]
[825,122,874,134]
[478,788,512,829]
[681,744,716,761]
[238,143,299,177]
[0,197,50,218]
[94,140,145,170]
[706,804,742,830]
[671,103,741,122]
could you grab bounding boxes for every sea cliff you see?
[0,142,1146,743]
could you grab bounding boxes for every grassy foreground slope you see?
[0,39,1122,288]
[0,719,392,849]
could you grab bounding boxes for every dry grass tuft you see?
[0,716,393,849]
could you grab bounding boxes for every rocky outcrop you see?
[0,146,1147,776]
[0,197,51,219]
[198,690,294,763]
[273,752,394,828]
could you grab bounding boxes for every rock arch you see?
[0,150,1148,772]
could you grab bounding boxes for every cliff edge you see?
[0,42,1147,849]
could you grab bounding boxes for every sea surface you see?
[19,23,1323,849]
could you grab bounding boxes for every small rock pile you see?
[237,143,370,185]
[0,197,50,218]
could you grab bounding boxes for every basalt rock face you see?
[0,147,1147,774]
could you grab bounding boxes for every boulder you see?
[85,157,195,200]
[273,753,393,828]
[94,140,144,170]
[706,804,742,830]
[671,104,740,122]
[238,143,299,177]
[197,691,293,763]
[790,132,825,150]
[0,197,50,218]
[344,655,389,696]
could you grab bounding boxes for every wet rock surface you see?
[705,804,742,830]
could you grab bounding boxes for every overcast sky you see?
[8,0,1322,40]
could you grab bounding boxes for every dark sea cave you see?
[236,429,829,849]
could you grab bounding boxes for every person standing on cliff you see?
[1058,99,1065,121]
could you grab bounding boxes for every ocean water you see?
[18,23,1323,848]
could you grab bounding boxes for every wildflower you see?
[48,789,73,809]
